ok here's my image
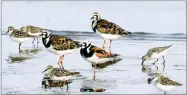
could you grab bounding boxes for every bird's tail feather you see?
[122,30,132,35]
[167,44,173,48]
[112,53,121,57]
[74,41,83,47]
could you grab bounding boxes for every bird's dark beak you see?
[6,31,9,34]
[90,17,94,20]
[42,68,48,73]
[147,78,153,84]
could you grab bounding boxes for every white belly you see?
[51,75,72,81]
[10,36,30,43]
[86,54,115,64]
[151,50,167,59]
[151,53,160,59]
[155,83,175,92]
[28,32,42,36]
[46,45,76,55]
[96,30,122,40]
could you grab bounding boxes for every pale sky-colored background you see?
[2,1,186,34]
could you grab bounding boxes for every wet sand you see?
[2,32,186,94]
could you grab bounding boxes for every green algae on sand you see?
[6,54,32,63]
[20,48,42,54]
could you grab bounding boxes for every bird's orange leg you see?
[59,55,64,69]
[109,40,112,55]
[57,56,62,69]
[93,64,96,80]
[102,40,106,49]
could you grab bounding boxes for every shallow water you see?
[2,32,186,94]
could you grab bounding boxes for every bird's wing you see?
[159,77,182,86]
[12,29,35,38]
[53,69,79,77]
[53,69,71,77]
[148,45,172,54]
[27,25,42,33]
[92,46,118,58]
[96,19,131,35]
[51,35,81,50]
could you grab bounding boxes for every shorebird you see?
[6,26,33,53]
[91,12,131,54]
[42,65,79,91]
[141,45,172,71]
[80,41,120,80]
[42,65,79,81]
[147,74,182,94]
[41,30,82,69]
[20,25,49,47]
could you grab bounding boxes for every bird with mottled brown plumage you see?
[91,12,131,54]
[147,74,182,94]
[6,26,34,53]
[20,25,49,47]
[141,45,172,71]
[41,30,82,69]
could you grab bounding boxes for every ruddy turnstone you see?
[6,26,33,53]
[141,45,172,71]
[147,74,182,94]
[91,12,131,53]
[20,25,49,47]
[80,41,119,80]
[41,30,82,69]
[42,65,79,81]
